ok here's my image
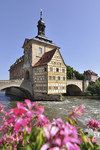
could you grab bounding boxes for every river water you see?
[0,91,100,131]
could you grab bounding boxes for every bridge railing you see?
[0,79,24,83]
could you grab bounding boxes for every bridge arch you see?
[67,84,82,96]
[0,80,33,99]
[1,86,33,99]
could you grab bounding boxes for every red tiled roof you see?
[34,49,57,67]
[84,70,98,76]
[10,55,24,69]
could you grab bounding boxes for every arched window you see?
[25,71,30,80]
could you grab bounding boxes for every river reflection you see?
[0,91,100,130]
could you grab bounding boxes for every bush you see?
[88,81,100,96]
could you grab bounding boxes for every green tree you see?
[67,65,85,80]
[67,65,74,79]
[98,77,100,81]
[73,70,86,80]
[87,80,100,96]
[95,81,100,95]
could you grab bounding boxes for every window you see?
[58,76,60,80]
[53,87,55,90]
[54,62,56,65]
[50,67,53,71]
[62,86,65,89]
[54,86,58,90]
[44,87,46,90]
[62,69,65,73]
[34,77,37,81]
[44,76,47,80]
[44,68,47,72]
[63,77,65,80]
[56,68,59,72]
[53,76,55,80]
[34,69,37,73]
[49,86,51,90]
[39,47,42,54]
[49,76,52,80]
[40,87,42,90]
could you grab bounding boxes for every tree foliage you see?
[67,65,74,79]
[98,77,100,82]
[67,65,86,80]
[73,70,86,80]
[87,80,100,96]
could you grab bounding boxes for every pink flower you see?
[86,119,100,131]
[92,137,97,143]
[69,105,85,121]
[44,124,59,140]
[19,99,43,117]
[35,114,50,127]
[14,122,21,131]
[0,103,5,112]
[34,105,44,115]
[13,107,26,117]
[41,119,80,150]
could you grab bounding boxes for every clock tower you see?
[37,9,46,36]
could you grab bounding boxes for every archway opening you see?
[25,71,30,80]
[1,86,32,99]
[67,84,82,96]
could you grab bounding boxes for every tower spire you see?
[40,9,42,20]
[37,9,46,36]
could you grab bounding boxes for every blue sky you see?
[0,0,100,79]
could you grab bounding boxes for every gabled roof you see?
[34,49,57,67]
[22,36,60,48]
[84,70,98,76]
[9,55,24,70]
[34,48,66,68]
[57,49,66,67]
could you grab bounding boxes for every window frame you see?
[39,47,42,54]
[56,68,59,72]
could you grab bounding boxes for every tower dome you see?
[37,9,46,36]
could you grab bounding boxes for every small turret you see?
[37,9,46,36]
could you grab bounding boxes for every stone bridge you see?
[67,79,89,95]
[0,79,89,97]
[0,80,33,99]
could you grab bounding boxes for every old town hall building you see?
[9,10,66,100]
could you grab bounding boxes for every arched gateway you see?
[67,79,84,96]
[0,80,33,99]
[67,84,82,96]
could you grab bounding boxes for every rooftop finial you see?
[40,9,42,20]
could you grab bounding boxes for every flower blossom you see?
[0,99,50,149]
[0,103,5,113]
[86,119,100,131]
[92,137,97,143]
[69,105,85,121]
[41,118,80,150]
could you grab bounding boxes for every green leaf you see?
[18,144,32,150]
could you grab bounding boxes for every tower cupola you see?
[37,9,46,36]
